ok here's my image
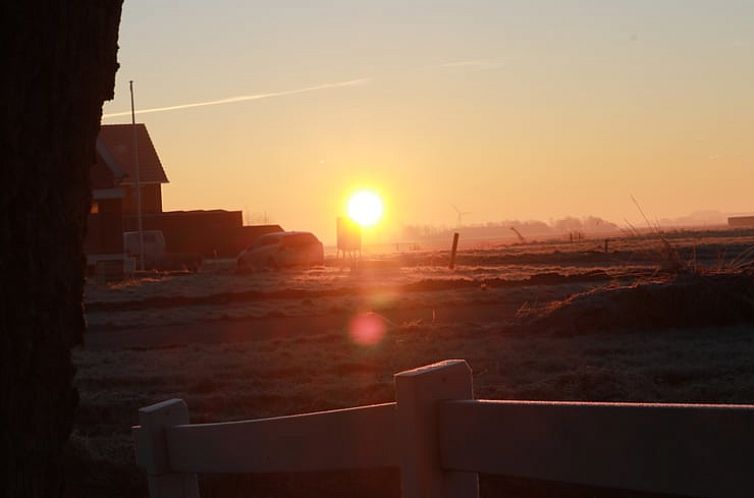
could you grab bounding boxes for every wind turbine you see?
[450,203,471,227]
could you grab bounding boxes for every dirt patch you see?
[524,271,754,335]
[86,269,617,313]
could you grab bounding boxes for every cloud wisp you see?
[102,78,370,119]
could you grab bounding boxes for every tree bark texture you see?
[1,3,123,497]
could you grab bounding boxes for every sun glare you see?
[347,190,384,227]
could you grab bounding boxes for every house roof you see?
[97,124,169,185]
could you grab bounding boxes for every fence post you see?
[449,232,460,270]
[395,359,478,498]
[133,399,200,498]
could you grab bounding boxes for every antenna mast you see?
[129,80,145,271]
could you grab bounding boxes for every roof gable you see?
[97,124,169,184]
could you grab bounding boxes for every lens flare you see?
[348,312,387,346]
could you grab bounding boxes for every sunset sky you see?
[102,1,754,243]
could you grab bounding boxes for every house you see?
[96,123,169,214]
[85,124,170,271]
[85,123,282,274]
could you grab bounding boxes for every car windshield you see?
[248,234,282,250]
[281,233,317,247]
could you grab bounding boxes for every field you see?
[70,228,754,498]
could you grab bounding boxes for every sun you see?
[347,190,384,227]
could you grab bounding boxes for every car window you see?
[250,235,281,249]
[260,236,280,246]
[282,233,317,246]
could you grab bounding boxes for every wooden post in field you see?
[133,399,200,498]
[449,232,460,270]
[395,360,478,498]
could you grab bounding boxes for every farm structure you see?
[122,210,281,258]
[133,359,753,498]
[729,216,754,227]
[86,124,281,266]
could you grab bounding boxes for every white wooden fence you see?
[133,359,754,498]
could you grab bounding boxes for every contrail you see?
[102,78,370,118]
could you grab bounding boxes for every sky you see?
[102,0,754,243]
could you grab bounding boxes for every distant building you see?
[336,217,361,257]
[728,216,754,227]
[85,124,282,273]
[123,210,282,257]
[95,123,169,214]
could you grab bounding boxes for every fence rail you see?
[167,402,399,474]
[133,359,754,498]
[439,399,754,498]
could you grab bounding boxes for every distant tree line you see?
[402,216,619,241]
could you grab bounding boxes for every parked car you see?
[237,231,324,270]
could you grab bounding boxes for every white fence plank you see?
[395,359,478,498]
[166,402,399,474]
[135,399,200,498]
[439,399,754,498]
[135,361,754,498]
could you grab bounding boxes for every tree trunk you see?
[1,3,123,497]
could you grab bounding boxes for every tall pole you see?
[449,232,460,270]
[129,80,145,271]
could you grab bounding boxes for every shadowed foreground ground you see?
[68,318,754,497]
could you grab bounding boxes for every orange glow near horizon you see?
[103,2,754,245]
